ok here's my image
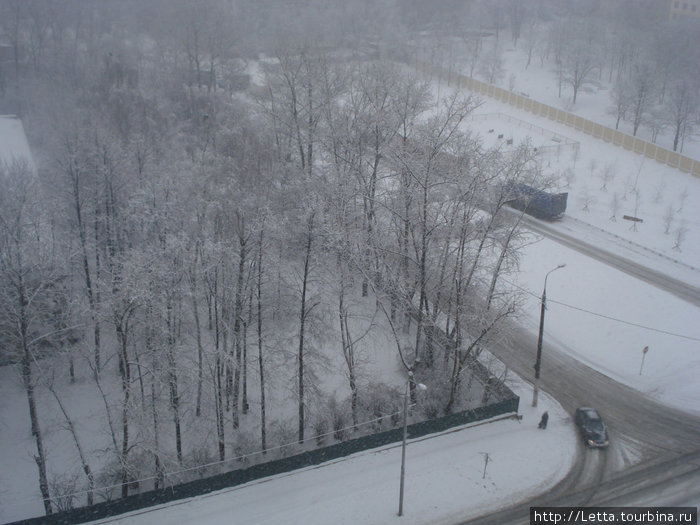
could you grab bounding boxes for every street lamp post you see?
[532,264,566,407]
[398,373,426,517]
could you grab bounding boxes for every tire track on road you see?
[520,215,700,306]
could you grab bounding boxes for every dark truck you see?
[503,182,568,220]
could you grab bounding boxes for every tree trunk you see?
[147,325,165,490]
[166,295,183,464]
[257,229,267,452]
[298,213,314,444]
[21,305,52,514]
[242,289,253,415]
[115,316,131,499]
[189,249,204,417]
[70,156,101,375]
[213,268,225,461]
[673,121,681,152]
[92,184,102,379]
[486,217,521,310]
[232,228,247,430]
[338,260,358,428]
[48,385,95,506]
[215,354,225,461]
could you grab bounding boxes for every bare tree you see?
[0,161,55,515]
[297,211,317,444]
[46,380,95,506]
[256,226,267,452]
[599,162,616,192]
[478,41,504,85]
[522,16,540,70]
[507,0,525,46]
[609,77,631,130]
[561,42,597,105]
[390,94,479,367]
[610,193,620,222]
[665,78,697,152]
[663,204,675,234]
[231,211,251,430]
[645,107,667,144]
[673,223,687,251]
[628,62,656,136]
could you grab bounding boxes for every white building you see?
[0,114,35,174]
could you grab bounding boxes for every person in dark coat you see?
[538,411,549,429]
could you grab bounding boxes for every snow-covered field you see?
[458,99,700,269]
[2,49,699,524]
[432,35,700,160]
[81,64,700,525]
[514,235,700,415]
[447,87,700,416]
[459,38,700,162]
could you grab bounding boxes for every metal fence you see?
[10,390,519,525]
[468,112,580,162]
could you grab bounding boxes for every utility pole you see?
[398,373,427,517]
[532,264,566,407]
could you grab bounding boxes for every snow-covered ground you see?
[84,215,699,524]
[513,235,700,415]
[458,102,700,270]
[445,86,700,416]
[2,53,699,524]
[459,38,700,162]
[91,382,575,525]
[85,64,699,524]
[77,238,698,523]
[499,46,700,164]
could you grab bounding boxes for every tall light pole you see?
[398,373,427,517]
[532,264,566,407]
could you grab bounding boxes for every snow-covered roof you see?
[0,115,35,174]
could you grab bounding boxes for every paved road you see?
[520,214,700,306]
[459,216,700,524]
[460,321,700,525]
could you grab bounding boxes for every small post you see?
[639,346,649,376]
[481,453,490,479]
[398,376,427,517]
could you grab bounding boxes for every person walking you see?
[538,411,549,429]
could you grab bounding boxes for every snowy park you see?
[1,1,698,524]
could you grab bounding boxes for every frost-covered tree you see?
[665,78,697,152]
[0,161,60,515]
[560,33,598,105]
[609,77,631,130]
[628,62,657,136]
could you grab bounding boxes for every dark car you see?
[575,407,609,448]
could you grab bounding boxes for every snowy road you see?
[460,451,700,525]
[517,213,700,306]
[458,216,700,524]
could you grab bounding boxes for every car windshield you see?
[587,420,605,432]
[582,410,605,431]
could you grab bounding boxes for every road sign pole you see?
[639,346,648,376]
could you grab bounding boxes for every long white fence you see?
[413,61,700,178]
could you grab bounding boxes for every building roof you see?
[0,115,35,174]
